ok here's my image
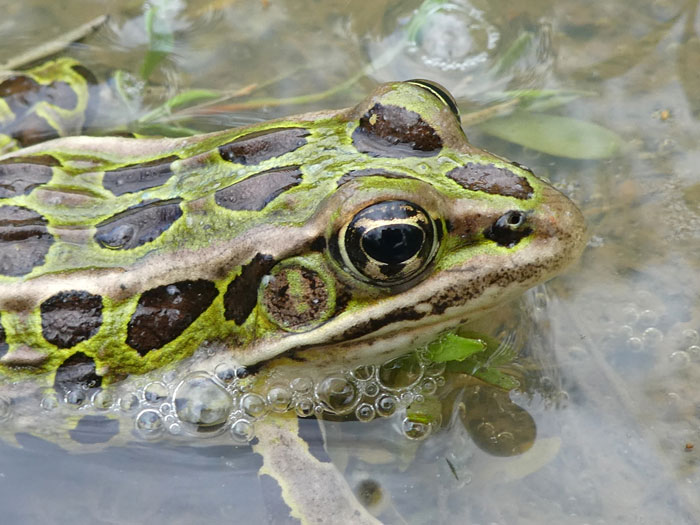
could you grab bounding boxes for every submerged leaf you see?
[426,333,487,363]
[140,4,175,80]
[477,111,621,159]
[163,89,224,111]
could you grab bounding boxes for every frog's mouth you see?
[242,250,579,372]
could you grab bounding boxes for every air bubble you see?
[215,363,236,383]
[144,381,169,404]
[642,327,663,348]
[316,375,358,415]
[424,361,446,377]
[230,419,255,444]
[687,345,700,362]
[618,325,634,338]
[363,382,380,397]
[681,329,699,347]
[421,378,437,395]
[66,389,86,405]
[290,376,314,394]
[378,355,423,391]
[669,351,690,367]
[91,390,113,410]
[267,386,292,413]
[169,423,182,435]
[355,403,375,422]
[620,305,639,325]
[241,393,268,419]
[295,399,315,417]
[162,370,177,384]
[135,409,164,439]
[638,309,658,327]
[119,393,140,412]
[626,337,643,352]
[40,395,58,411]
[402,417,432,440]
[352,364,375,381]
[557,390,570,406]
[174,373,233,427]
[375,395,398,417]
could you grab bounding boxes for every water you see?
[1,0,700,523]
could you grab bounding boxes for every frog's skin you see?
[0,59,586,524]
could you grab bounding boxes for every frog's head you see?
[237,80,586,370]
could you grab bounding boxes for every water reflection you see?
[2,0,700,523]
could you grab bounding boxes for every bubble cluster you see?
[75,350,449,443]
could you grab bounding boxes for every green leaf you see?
[163,89,223,111]
[477,111,622,159]
[140,4,175,80]
[136,89,223,125]
[492,31,534,74]
[472,368,520,390]
[426,333,487,363]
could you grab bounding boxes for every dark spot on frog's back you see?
[102,155,179,196]
[0,155,58,198]
[40,290,103,348]
[69,415,120,445]
[94,198,182,250]
[54,352,102,400]
[0,205,53,276]
[224,253,277,325]
[215,166,302,212]
[127,280,218,355]
[447,163,534,200]
[352,103,442,158]
[218,127,309,165]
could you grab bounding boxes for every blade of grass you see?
[0,15,108,71]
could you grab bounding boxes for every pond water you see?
[1,0,699,523]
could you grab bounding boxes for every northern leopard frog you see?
[0,58,585,523]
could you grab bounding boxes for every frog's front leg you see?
[253,414,381,525]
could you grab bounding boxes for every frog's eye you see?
[484,210,532,248]
[406,79,460,119]
[338,200,439,286]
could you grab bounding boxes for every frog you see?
[0,58,586,523]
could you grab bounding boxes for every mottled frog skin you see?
[0,59,585,401]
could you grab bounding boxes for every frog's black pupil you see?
[362,224,424,264]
